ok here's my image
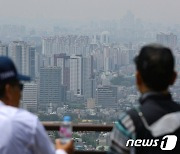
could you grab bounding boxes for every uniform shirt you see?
[0,101,67,154]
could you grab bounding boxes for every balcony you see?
[43,122,113,154]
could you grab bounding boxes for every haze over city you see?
[0,0,180,151]
[0,0,180,27]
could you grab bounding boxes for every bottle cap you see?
[63,116,71,122]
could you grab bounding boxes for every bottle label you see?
[59,127,72,138]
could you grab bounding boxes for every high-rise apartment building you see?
[69,55,95,99]
[42,37,54,56]
[39,67,62,110]
[87,55,96,99]
[54,53,70,90]
[70,55,83,95]
[101,31,110,44]
[82,56,95,99]
[156,33,177,49]
[8,41,37,79]
[22,82,38,112]
[42,35,90,56]
[0,42,8,56]
[96,85,118,108]
[8,41,24,74]
[29,46,36,80]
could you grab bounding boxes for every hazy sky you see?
[0,0,180,25]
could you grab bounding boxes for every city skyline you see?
[0,1,180,151]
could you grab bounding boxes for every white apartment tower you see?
[8,41,37,79]
[70,55,83,95]
[101,31,110,44]
[8,41,29,75]
[70,55,95,99]
[22,82,38,112]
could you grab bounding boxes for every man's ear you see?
[136,71,142,86]
[169,71,177,85]
[4,84,13,103]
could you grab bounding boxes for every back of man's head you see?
[134,44,175,91]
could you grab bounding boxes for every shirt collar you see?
[0,100,5,106]
[139,91,172,104]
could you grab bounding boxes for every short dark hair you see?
[134,44,175,91]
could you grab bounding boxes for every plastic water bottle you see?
[59,116,72,144]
